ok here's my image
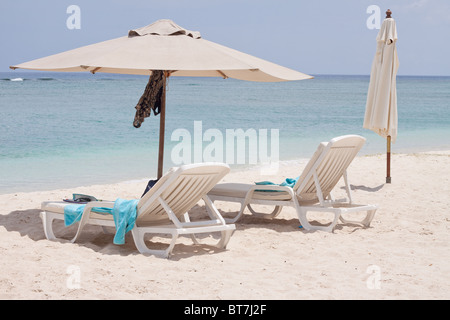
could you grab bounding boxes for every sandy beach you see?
[0,151,449,300]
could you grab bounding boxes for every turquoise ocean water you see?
[1,72,449,194]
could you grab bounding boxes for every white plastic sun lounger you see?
[208,135,378,232]
[41,163,236,258]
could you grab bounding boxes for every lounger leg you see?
[180,213,201,245]
[362,209,377,227]
[40,211,57,240]
[187,229,235,249]
[131,227,178,258]
[223,200,246,224]
[69,209,92,243]
[40,211,88,242]
[216,229,235,249]
[204,201,219,221]
[296,207,314,231]
[326,209,342,233]
[295,206,342,233]
[339,208,377,228]
[247,204,282,219]
[208,196,246,224]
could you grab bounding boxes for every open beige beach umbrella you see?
[11,19,312,178]
[363,10,399,183]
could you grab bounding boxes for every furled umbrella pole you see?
[363,10,399,183]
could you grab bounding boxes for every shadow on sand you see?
[0,207,232,260]
[0,200,371,260]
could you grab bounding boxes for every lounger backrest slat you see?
[320,147,348,192]
[294,135,365,204]
[174,175,217,214]
[164,175,195,213]
[166,175,210,215]
[317,147,357,192]
[136,163,229,225]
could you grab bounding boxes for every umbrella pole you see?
[157,71,167,179]
[386,135,391,183]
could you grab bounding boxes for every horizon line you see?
[1,70,449,78]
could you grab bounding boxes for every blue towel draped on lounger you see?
[64,198,139,245]
[255,176,299,191]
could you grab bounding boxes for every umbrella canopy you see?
[10,19,312,82]
[10,19,313,178]
[363,14,399,142]
[363,10,399,183]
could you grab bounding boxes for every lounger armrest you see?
[85,201,115,207]
[248,185,294,192]
[84,201,115,212]
[244,185,296,202]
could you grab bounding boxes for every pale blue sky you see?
[1,0,449,76]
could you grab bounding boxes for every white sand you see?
[1,152,449,300]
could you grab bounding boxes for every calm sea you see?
[1,72,449,194]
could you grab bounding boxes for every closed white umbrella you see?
[363,10,399,183]
[11,19,313,178]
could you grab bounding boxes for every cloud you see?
[395,0,450,24]
[405,0,429,9]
